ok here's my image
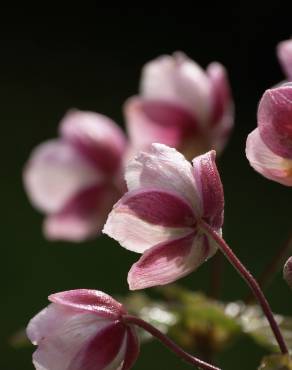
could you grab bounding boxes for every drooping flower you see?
[246,84,292,186]
[283,256,292,290]
[26,289,139,370]
[277,39,292,80]
[103,143,224,290]
[124,52,234,160]
[23,110,127,241]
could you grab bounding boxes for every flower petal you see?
[192,150,224,229]
[277,39,292,80]
[43,184,118,241]
[258,85,292,158]
[124,97,198,150]
[60,110,127,174]
[68,322,126,370]
[207,62,234,153]
[23,140,101,214]
[246,128,292,186]
[27,304,112,370]
[140,52,212,124]
[49,289,126,319]
[125,143,202,215]
[128,231,216,290]
[122,327,140,370]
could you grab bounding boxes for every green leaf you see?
[258,354,292,369]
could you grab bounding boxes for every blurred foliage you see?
[258,354,292,369]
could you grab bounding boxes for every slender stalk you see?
[123,315,221,370]
[200,220,288,355]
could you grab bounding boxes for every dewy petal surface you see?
[140,52,212,124]
[125,143,203,215]
[258,85,292,158]
[44,184,119,241]
[23,140,101,214]
[128,231,216,290]
[49,289,126,319]
[27,304,112,370]
[277,39,292,80]
[246,128,292,186]
[192,150,224,229]
[60,110,127,174]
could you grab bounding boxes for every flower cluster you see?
[24,39,292,370]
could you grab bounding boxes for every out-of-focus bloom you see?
[246,85,292,186]
[23,110,127,241]
[124,52,234,160]
[26,289,139,370]
[283,256,292,289]
[277,39,292,80]
[103,143,224,290]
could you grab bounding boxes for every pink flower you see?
[284,256,292,290]
[23,110,127,241]
[103,144,224,290]
[277,39,292,80]
[124,52,234,160]
[246,85,292,186]
[26,289,139,370]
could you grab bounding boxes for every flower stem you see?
[123,315,221,370]
[200,220,288,355]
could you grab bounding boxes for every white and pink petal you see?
[277,39,292,81]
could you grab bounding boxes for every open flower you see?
[124,52,233,160]
[103,144,224,290]
[26,289,139,370]
[277,39,292,80]
[246,84,292,186]
[23,110,127,241]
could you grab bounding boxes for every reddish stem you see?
[123,315,221,370]
[200,220,288,355]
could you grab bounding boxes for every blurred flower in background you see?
[124,52,234,160]
[23,110,127,241]
[277,38,292,80]
[246,84,292,186]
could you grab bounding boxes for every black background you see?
[1,4,292,369]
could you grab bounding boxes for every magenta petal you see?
[68,322,126,370]
[122,327,140,370]
[192,151,224,229]
[128,232,198,290]
[60,110,127,174]
[114,188,195,228]
[258,85,292,158]
[124,97,198,150]
[277,39,292,80]
[49,289,126,319]
[44,184,118,241]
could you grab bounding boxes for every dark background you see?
[1,4,292,369]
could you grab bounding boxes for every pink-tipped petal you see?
[277,39,292,80]
[140,52,212,123]
[49,289,126,319]
[207,62,234,153]
[23,140,100,214]
[122,327,140,370]
[127,231,217,290]
[192,151,224,229]
[68,322,126,370]
[125,143,202,215]
[246,128,292,186]
[124,97,197,150]
[258,85,292,158]
[27,304,112,370]
[43,184,118,241]
[60,110,127,174]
